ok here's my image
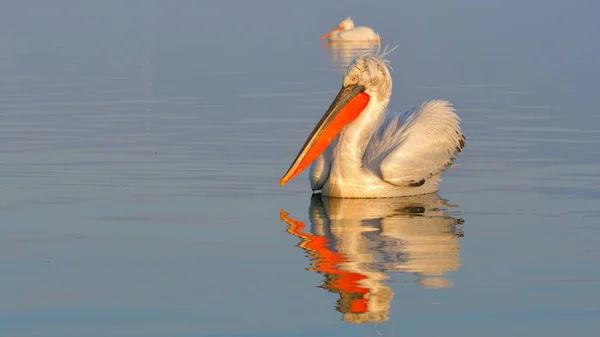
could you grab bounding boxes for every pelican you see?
[280,49,466,198]
[321,17,380,43]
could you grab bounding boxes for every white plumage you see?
[366,100,465,187]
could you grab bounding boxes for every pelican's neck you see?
[334,94,389,168]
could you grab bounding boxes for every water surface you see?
[1,1,599,336]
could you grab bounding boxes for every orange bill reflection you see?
[280,193,465,324]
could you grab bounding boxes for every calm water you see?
[1,1,599,336]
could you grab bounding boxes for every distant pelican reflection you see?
[280,193,464,324]
[324,40,377,69]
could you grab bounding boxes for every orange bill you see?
[321,27,342,39]
[280,85,369,186]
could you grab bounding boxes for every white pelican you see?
[280,49,466,198]
[321,17,380,43]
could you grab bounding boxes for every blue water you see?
[1,1,599,336]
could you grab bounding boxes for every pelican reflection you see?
[280,193,464,324]
[324,40,378,69]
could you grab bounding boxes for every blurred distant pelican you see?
[280,48,466,198]
[280,193,464,324]
[321,17,380,43]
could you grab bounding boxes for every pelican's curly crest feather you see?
[344,43,399,96]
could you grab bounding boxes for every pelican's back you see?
[334,26,379,42]
[365,100,465,186]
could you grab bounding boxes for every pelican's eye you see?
[348,75,359,85]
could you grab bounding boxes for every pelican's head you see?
[342,51,393,98]
[321,16,355,39]
[280,48,396,187]
[339,16,355,29]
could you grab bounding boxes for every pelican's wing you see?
[308,138,336,191]
[366,100,465,186]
